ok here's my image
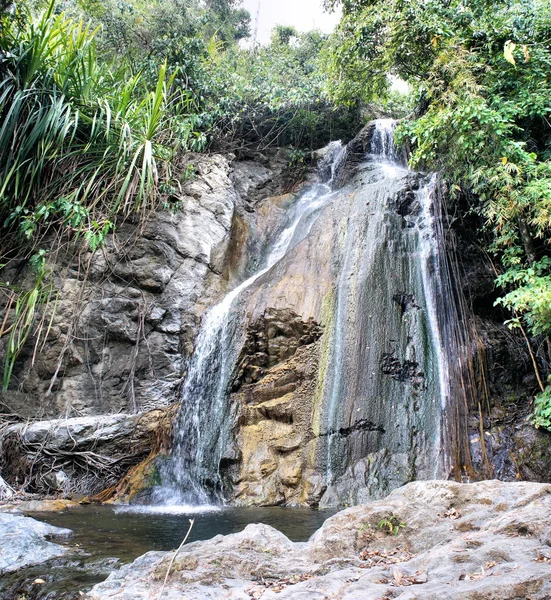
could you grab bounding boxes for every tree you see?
[271,25,298,46]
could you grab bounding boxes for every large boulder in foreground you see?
[0,513,70,574]
[88,480,551,599]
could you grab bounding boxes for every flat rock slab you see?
[87,480,551,599]
[0,513,71,574]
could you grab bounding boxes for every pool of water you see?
[1,505,335,600]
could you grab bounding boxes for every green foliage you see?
[43,1,346,152]
[495,258,551,336]
[271,25,298,46]
[204,28,360,150]
[0,0,350,390]
[0,3,184,247]
[53,0,250,100]
[0,255,57,390]
[377,514,406,536]
[533,386,551,431]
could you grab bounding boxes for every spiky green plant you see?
[0,254,57,390]
[0,1,182,388]
[0,5,178,240]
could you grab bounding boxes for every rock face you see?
[227,310,325,506]
[221,126,551,506]
[0,513,70,574]
[231,308,323,390]
[1,154,238,420]
[219,145,454,507]
[0,150,299,498]
[87,480,551,600]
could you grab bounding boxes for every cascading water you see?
[368,118,400,162]
[319,119,452,503]
[152,118,466,508]
[155,143,347,506]
[324,119,404,481]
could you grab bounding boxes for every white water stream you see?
[156,142,347,506]
[322,120,449,493]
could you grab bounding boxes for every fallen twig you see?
[158,518,195,600]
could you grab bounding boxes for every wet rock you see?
[87,480,551,600]
[393,293,419,315]
[231,161,274,211]
[227,342,322,507]
[471,419,551,483]
[232,308,323,391]
[0,513,70,574]
[319,448,410,508]
[394,183,422,220]
[380,352,425,389]
[2,498,80,512]
[43,470,69,492]
[227,150,449,506]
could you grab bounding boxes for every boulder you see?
[0,513,70,574]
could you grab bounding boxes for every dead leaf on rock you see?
[246,587,263,599]
[414,572,428,584]
[247,573,314,596]
[461,566,486,581]
[359,545,415,567]
[390,569,428,587]
[536,552,551,563]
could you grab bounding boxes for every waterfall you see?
[324,119,402,481]
[320,119,450,503]
[152,118,464,508]
[368,118,399,162]
[155,143,347,506]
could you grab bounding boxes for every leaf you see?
[522,45,530,62]
[504,41,516,65]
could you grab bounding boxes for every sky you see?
[241,0,342,44]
